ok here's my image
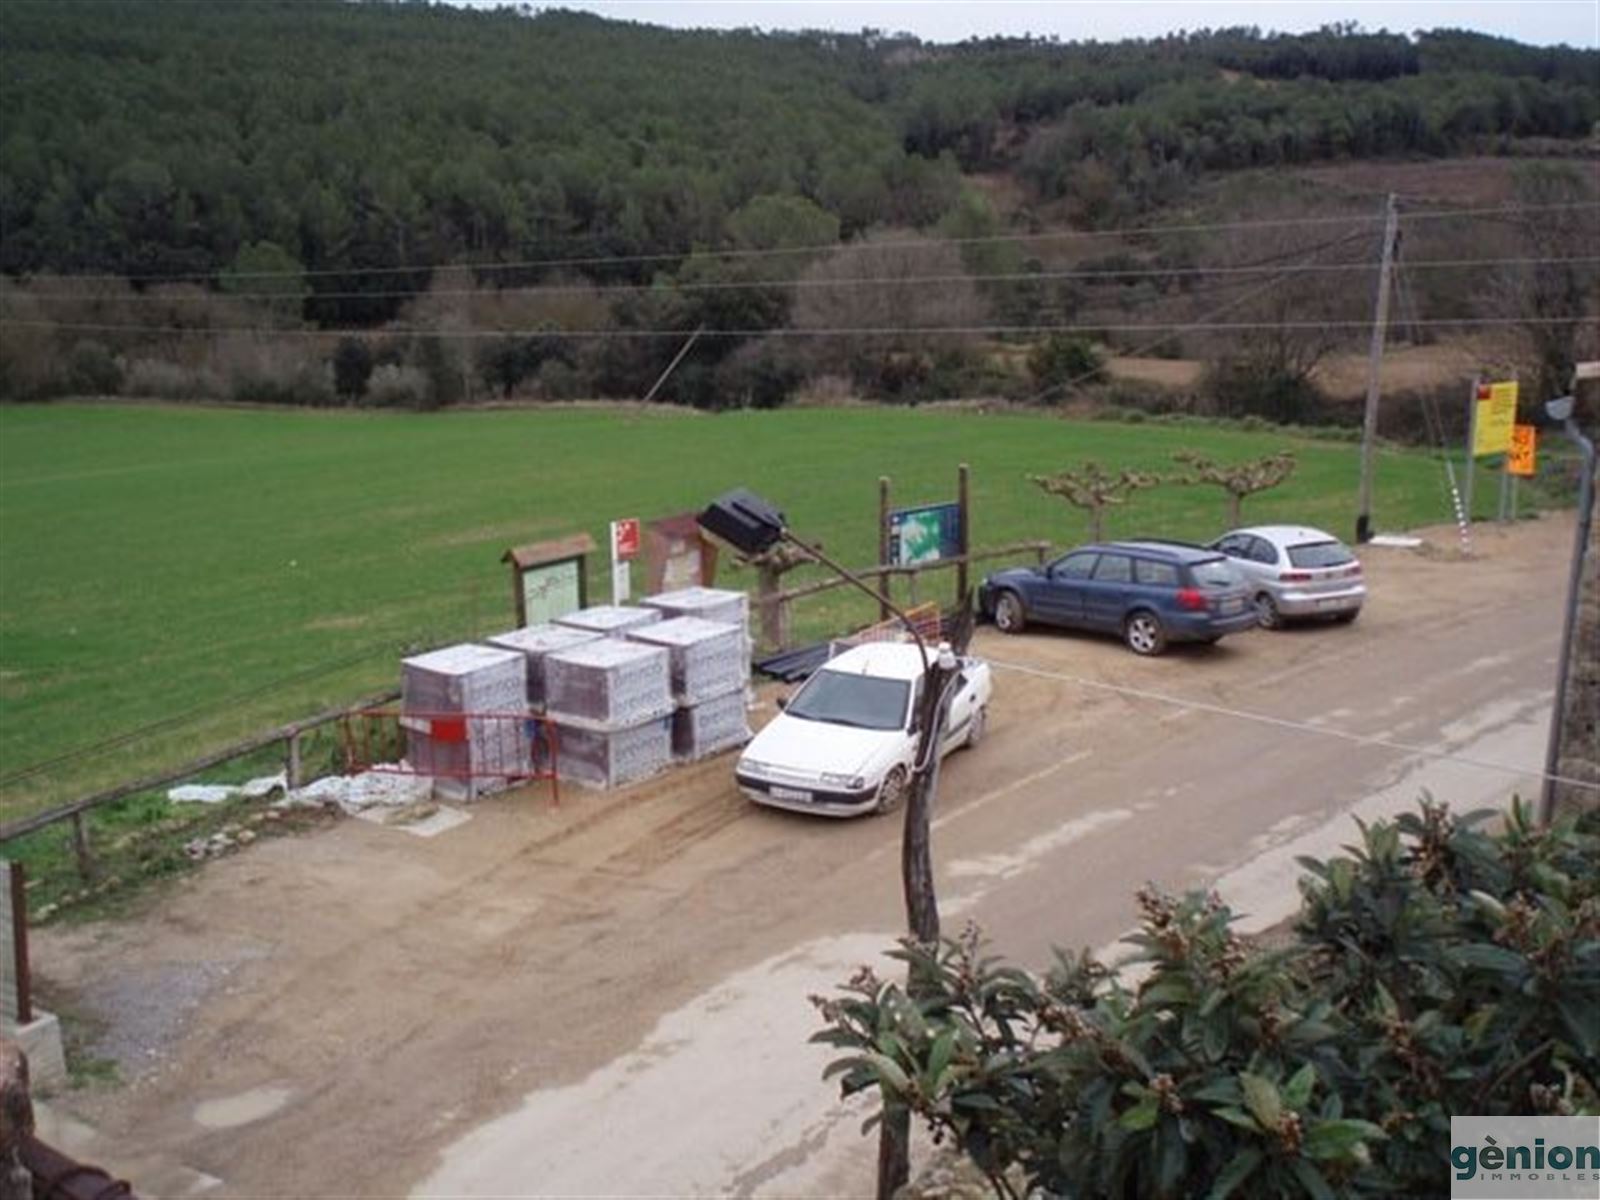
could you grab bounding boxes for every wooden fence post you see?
[286,731,303,791]
[68,813,94,884]
[957,463,970,605]
[878,476,891,622]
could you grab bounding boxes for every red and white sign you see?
[612,518,641,561]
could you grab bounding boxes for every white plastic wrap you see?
[486,624,603,711]
[554,717,673,789]
[627,616,748,705]
[544,639,673,730]
[553,604,664,636]
[672,690,752,762]
[641,587,749,632]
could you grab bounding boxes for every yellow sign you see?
[1472,380,1518,457]
[1508,424,1537,477]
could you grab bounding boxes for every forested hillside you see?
[1,2,1595,414]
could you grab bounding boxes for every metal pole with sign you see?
[610,518,640,605]
[1463,377,1479,525]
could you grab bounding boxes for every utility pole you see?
[1355,193,1400,545]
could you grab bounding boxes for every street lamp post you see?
[1540,367,1598,824]
[698,488,959,1196]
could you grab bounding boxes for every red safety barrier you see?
[338,709,560,806]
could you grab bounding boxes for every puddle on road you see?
[193,1085,293,1130]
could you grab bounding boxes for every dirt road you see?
[34,514,1576,1196]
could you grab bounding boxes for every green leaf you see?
[1283,1063,1316,1110]
[1205,1146,1263,1200]
[1304,1118,1386,1162]
[1239,1072,1282,1130]
[1449,944,1525,974]
[863,1052,910,1095]
[928,1028,957,1086]
[1119,1095,1159,1131]
[1213,1105,1262,1133]
[1290,1158,1337,1200]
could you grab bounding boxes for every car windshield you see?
[1288,540,1355,568]
[1189,557,1241,588]
[786,670,911,731]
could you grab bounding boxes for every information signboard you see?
[1507,424,1537,477]
[1472,381,1518,457]
[888,502,962,566]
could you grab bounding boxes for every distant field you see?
[1,403,1457,817]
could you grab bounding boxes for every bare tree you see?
[1198,196,1371,421]
[1484,164,1600,407]
[1172,449,1298,525]
[1029,462,1161,541]
[790,231,985,396]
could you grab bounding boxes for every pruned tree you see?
[1029,462,1161,542]
[1172,449,1297,525]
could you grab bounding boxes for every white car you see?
[736,641,993,817]
[1207,525,1366,628]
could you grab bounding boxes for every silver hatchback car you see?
[1207,525,1365,628]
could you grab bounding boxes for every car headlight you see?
[819,771,867,790]
[740,759,772,776]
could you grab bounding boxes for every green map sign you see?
[888,502,962,566]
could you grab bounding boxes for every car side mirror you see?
[775,695,788,711]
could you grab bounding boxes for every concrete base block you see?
[2,1013,64,1095]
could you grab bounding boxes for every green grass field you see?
[1,402,1458,819]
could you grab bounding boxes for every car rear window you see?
[1190,557,1241,588]
[1288,541,1355,569]
[1134,558,1179,586]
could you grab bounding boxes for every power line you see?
[5,315,1590,342]
[9,254,1594,305]
[987,658,1600,794]
[26,201,1600,285]
[1021,226,1374,405]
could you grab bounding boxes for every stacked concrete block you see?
[400,644,531,802]
[671,689,751,762]
[485,624,602,712]
[642,587,749,635]
[554,604,663,637]
[626,617,748,706]
[545,639,674,788]
[554,717,674,789]
[545,640,672,729]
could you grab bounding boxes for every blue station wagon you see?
[979,540,1256,655]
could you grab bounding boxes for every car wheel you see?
[1254,592,1283,630]
[1332,608,1360,624]
[1123,611,1167,656]
[993,591,1026,635]
[875,766,909,815]
[964,705,987,749]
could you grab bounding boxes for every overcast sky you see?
[525,2,1599,48]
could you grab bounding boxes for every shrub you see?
[814,799,1600,1198]
[332,337,374,401]
[122,358,225,401]
[65,340,124,396]
[226,344,335,407]
[1029,335,1106,392]
[363,363,431,409]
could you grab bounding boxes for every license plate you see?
[1221,598,1244,614]
[770,786,812,802]
[1316,598,1344,610]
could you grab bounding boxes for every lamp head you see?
[697,488,787,556]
